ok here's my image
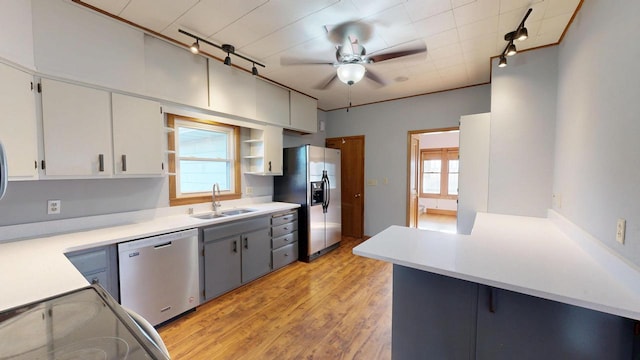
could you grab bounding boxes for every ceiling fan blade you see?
[314,73,339,90]
[327,21,373,45]
[367,41,427,63]
[364,68,387,86]
[280,57,335,66]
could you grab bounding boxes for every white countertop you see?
[353,211,640,320]
[0,201,299,312]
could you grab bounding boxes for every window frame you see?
[167,114,241,206]
[419,147,459,200]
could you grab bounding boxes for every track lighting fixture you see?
[190,40,199,54]
[506,42,517,56]
[498,8,532,68]
[179,29,265,72]
[498,56,507,68]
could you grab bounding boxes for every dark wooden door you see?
[326,136,365,239]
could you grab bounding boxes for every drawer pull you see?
[160,306,172,313]
[284,253,289,257]
[283,227,289,231]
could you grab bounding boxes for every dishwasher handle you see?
[153,241,172,249]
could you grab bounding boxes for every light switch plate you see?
[616,218,626,244]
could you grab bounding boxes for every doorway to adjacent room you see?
[406,128,459,233]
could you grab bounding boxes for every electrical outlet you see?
[246,186,254,195]
[48,200,61,215]
[616,218,626,244]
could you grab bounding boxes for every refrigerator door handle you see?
[322,170,329,213]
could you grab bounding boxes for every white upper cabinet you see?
[289,92,317,133]
[31,0,145,94]
[0,62,38,179]
[112,93,164,176]
[255,79,290,126]
[263,125,283,175]
[209,60,256,120]
[143,35,208,109]
[0,0,35,69]
[242,125,283,176]
[40,78,113,177]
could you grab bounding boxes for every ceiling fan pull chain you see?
[347,86,352,112]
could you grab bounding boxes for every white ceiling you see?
[77,0,581,110]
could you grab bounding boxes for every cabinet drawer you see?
[271,211,298,226]
[66,248,108,274]
[203,216,270,242]
[84,270,108,287]
[271,221,298,238]
[272,242,298,270]
[272,231,298,249]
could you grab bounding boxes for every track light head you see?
[498,56,507,68]
[190,40,199,54]
[252,64,258,76]
[506,42,517,57]
[224,54,231,66]
[516,27,528,41]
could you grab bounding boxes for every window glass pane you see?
[178,126,228,159]
[448,159,459,173]
[448,173,458,195]
[179,160,230,194]
[422,174,441,194]
[423,159,441,172]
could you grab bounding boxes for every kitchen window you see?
[167,114,241,206]
[420,148,459,199]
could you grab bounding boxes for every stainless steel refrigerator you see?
[273,145,341,262]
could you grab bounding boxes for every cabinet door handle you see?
[268,161,272,172]
[489,287,497,313]
[98,154,104,172]
[122,154,127,172]
[91,277,99,284]
[233,240,238,253]
[244,237,248,249]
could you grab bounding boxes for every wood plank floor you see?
[158,237,392,360]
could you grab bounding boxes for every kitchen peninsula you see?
[354,212,640,359]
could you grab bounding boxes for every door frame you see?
[406,127,459,227]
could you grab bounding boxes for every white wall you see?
[554,0,640,267]
[326,85,491,236]
[488,46,558,218]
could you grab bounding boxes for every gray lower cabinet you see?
[271,210,298,270]
[202,216,271,301]
[65,245,119,301]
[393,265,639,360]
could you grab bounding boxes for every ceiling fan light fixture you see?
[190,40,199,54]
[337,63,366,85]
[498,56,507,68]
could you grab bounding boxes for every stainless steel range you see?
[0,285,170,360]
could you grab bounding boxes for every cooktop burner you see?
[0,285,168,360]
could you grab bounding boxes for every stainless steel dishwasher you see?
[118,228,200,326]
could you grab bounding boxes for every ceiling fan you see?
[281,21,427,89]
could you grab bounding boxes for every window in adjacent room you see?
[167,114,241,206]
[420,148,459,199]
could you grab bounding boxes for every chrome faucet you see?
[212,183,221,212]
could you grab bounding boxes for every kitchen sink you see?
[191,212,227,220]
[191,208,256,219]
[221,208,256,216]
